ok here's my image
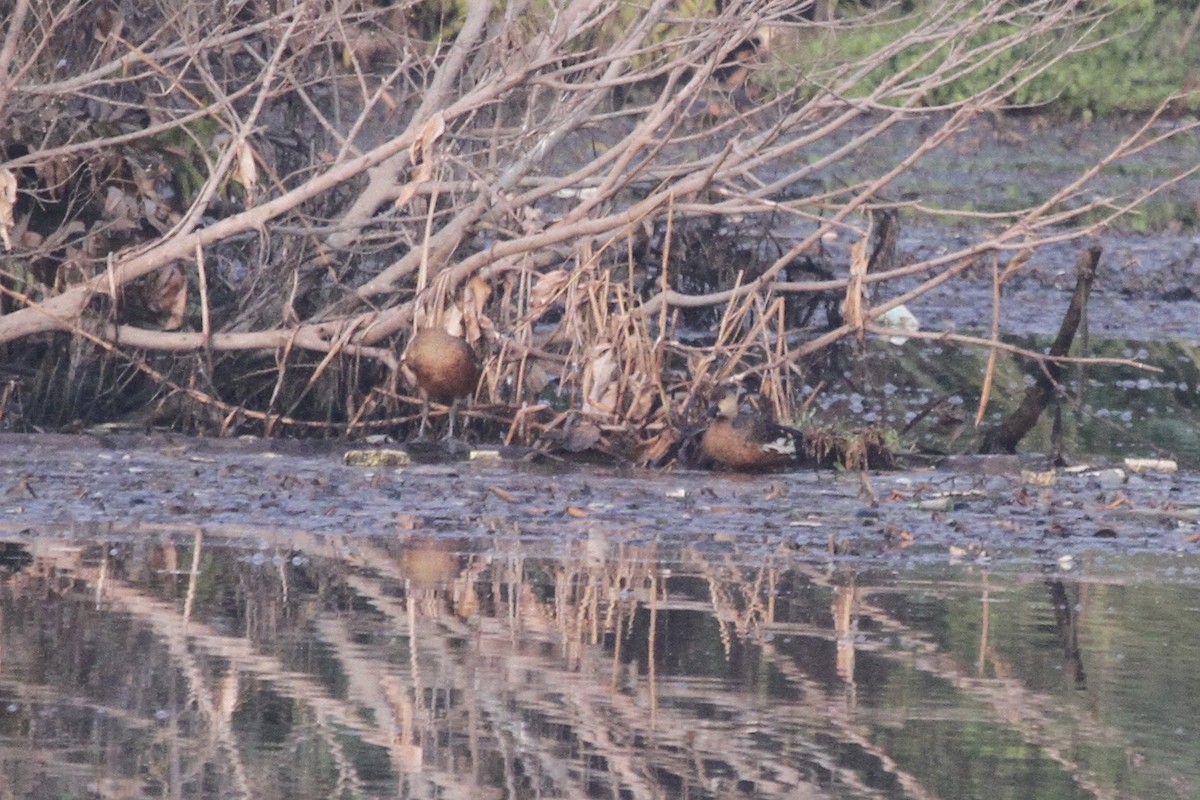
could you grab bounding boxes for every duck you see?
[401,328,480,438]
[700,386,802,470]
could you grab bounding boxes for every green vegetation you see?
[783,0,1200,115]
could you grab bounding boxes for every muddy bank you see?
[767,112,1200,339]
[2,433,1196,567]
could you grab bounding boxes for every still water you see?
[1,435,1199,799]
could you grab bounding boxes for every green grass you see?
[776,0,1200,116]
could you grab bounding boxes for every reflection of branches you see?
[0,521,1154,799]
[1045,578,1088,688]
[783,562,1124,800]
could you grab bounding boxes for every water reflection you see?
[0,526,1196,799]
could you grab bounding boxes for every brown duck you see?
[401,328,480,438]
[700,386,801,470]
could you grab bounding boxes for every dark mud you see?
[3,433,1196,568]
[782,113,1200,340]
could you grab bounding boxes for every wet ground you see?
[2,433,1200,799]
[768,112,1200,343]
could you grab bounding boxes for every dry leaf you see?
[103,186,129,217]
[564,506,588,518]
[465,275,492,317]
[414,113,446,163]
[101,186,141,231]
[441,304,465,338]
[53,257,91,293]
[840,236,869,339]
[529,269,571,315]
[150,264,188,330]
[487,485,518,503]
[463,275,492,345]
[582,342,618,416]
[636,429,677,465]
[519,204,544,234]
[624,371,655,422]
[395,112,446,208]
[394,178,420,209]
[0,167,16,251]
[235,140,258,203]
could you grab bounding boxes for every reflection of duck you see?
[400,537,462,590]
[700,386,801,470]
[401,328,479,438]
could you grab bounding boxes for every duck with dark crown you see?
[700,385,803,471]
[401,328,480,439]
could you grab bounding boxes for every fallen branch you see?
[977,245,1101,454]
